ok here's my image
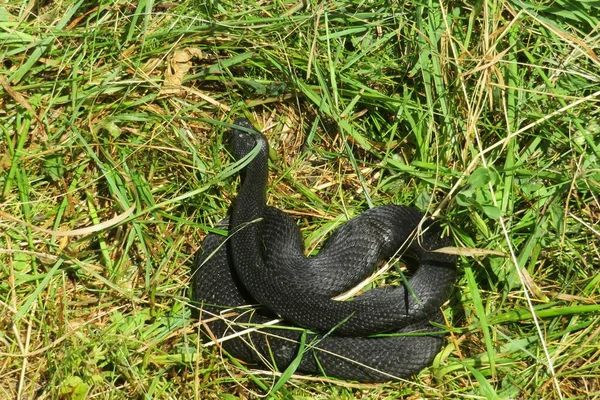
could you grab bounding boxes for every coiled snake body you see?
[192,119,456,382]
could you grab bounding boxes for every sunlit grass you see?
[1,0,599,398]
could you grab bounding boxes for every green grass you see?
[1,0,599,398]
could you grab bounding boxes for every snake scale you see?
[191,118,456,382]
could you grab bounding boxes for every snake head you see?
[230,118,267,162]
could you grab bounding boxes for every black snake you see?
[191,118,456,382]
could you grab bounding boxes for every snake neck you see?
[230,132,269,231]
[228,127,271,296]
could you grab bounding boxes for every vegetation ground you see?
[1,1,599,399]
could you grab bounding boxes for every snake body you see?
[192,119,456,382]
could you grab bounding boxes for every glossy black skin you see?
[192,119,456,382]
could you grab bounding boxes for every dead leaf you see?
[160,47,203,95]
